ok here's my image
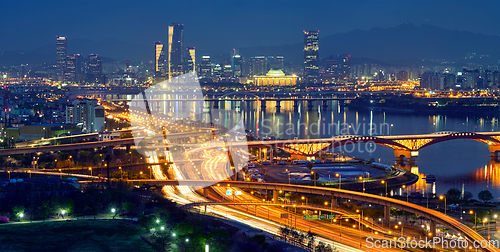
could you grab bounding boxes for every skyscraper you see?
[167,23,184,78]
[186,47,195,73]
[303,31,319,80]
[56,36,67,82]
[87,54,104,84]
[65,54,76,82]
[200,56,212,78]
[154,41,165,76]
[232,53,242,77]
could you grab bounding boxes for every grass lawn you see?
[0,220,154,252]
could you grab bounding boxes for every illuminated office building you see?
[87,54,105,84]
[254,69,297,86]
[65,54,76,82]
[154,41,166,76]
[232,54,242,77]
[303,30,319,79]
[56,36,67,82]
[167,23,184,78]
[186,47,195,72]
[200,56,212,78]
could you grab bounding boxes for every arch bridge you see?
[243,131,500,162]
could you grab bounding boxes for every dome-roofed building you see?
[253,69,297,87]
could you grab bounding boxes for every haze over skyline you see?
[1,0,499,54]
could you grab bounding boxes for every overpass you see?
[128,179,497,252]
[4,131,500,163]
[0,130,213,156]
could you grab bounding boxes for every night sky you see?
[1,0,499,53]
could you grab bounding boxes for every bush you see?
[0,216,9,223]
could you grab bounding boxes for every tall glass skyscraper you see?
[186,47,195,73]
[154,41,165,76]
[200,56,212,78]
[167,23,184,78]
[56,36,67,82]
[303,30,319,79]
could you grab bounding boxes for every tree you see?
[478,190,494,203]
[12,205,25,220]
[445,188,461,203]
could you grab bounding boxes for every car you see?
[247,163,256,168]
[277,160,286,165]
[324,159,333,164]
[261,161,271,165]
[312,159,323,164]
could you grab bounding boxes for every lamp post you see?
[470,210,477,230]
[59,169,62,179]
[61,210,66,219]
[356,209,364,231]
[286,169,291,184]
[439,195,446,215]
[359,176,365,193]
[301,196,308,205]
[336,173,341,190]
[119,166,123,179]
[381,180,387,197]
[28,170,31,178]
[148,166,152,179]
[402,185,408,202]
[7,171,10,180]
[484,218,490,240]
[89,167,92,177]
[311,171,316,187]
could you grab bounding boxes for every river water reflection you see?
[160,98,500,199]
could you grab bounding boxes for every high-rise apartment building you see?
[167,23,184,78]
[200,56,212,78]
[56,36,67,82]
[65,99,103,133]
[186,47,195,73]
[303,30,319,79]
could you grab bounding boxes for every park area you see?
[0,220,153,252]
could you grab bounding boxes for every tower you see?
[56,36,67,82]
[155,41,165,76]
[200,56,212,78]
[186,47,195,73]
[303,30,319,80]
[167,23,184,78]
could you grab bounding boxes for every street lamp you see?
[59,169,62,179]
[148,166,151,179]
[336,173,341,189]
[356,209,363,231]
[89,167,92,177]
[61,210,66,219]
[359,176,365,193]
[311,171,316,187]
[470,210,477,230]
[7,171,10,180]
[301,196,308,205]
[28,170,31,178]
[285,169,291,184]
[439,195,446,215]
[402,185,408,202]
[119,166,123,179]
[381,180,387,197]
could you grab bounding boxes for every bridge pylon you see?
[393,149,418,164]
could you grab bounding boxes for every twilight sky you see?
[1,0,499,53]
